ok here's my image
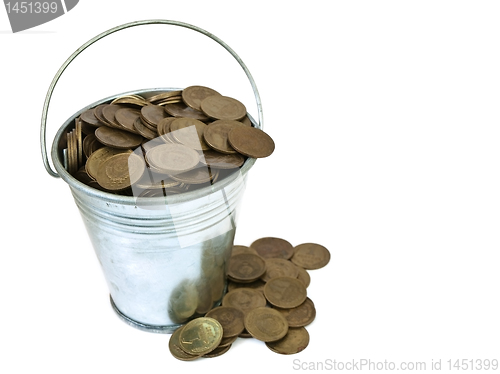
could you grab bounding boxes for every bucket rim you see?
[51,87,257,206]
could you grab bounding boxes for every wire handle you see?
[40,19,263,178]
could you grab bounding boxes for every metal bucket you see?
[40,20,263,333]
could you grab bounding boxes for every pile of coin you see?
[64,85,275,197]
[168,237,330,360]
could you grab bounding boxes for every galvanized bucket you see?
[40,20,263,333]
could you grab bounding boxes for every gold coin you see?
[266,327,310,355]
[74,167,94,185]
[164,101,210,121]
[169,326,201,361]
[133,117,157,140]
[140,105,167,127]
[170,117,209,151]
[114,108,141,134]
[203,119,247,154]
[199,150,245,169]
[200,95,246,121]
[145,143,200,174]
[250,237,294,260]
[296,266,311,288]
[217,335,237,348]
[102,104,127,129]
[202,343,232,358]
[274,297,316,327]
[147,90,182,104]
[231,245,259,256]
[178,317,223,356]
[66,132,74,175]
[110,97,149,107]
[170,167,216,185]
[95,152,146,191]
[291,243,331,270]
[227,279,266,294]
[80,108,101,127]
[222,288,266,315]
[228,253,266,283]
[261,258,299,283]
[205,306,245,338]
[95,126,143,149]
[75,120,83,167]
[264,276,307,309]
[85,147,132,180]
[244,307,289,342]
[182,85,221,111]
[228,126,275,158]
[92,104,109,127]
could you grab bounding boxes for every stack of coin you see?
[64,85,275,197]
[168,238,330,359]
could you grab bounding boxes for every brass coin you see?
[85,147,132,180]
[102,104,126,129]
[296,266,311,288]
[217,336,237,348]
[170,167,216,185]
[66,132,74,175]
[264,276,307,309]
[133,117,157,140]
[261,258,299,283]
[164,101,210,121]
[95,152,146,191]
[110,97,149,107]
[291,243,331,270]
[239,329,253,338]
[227,279,266,294]
[244,307,289,342]
[147,90,182,104]
[200,95,246,121]
[274,297,316,327]
[203,119,247,154]
[156,117,177,144]
[170,117,209,151]
[114,107,141,134]
[250,237,294,260]
[228,126,275,158]
[95,126,143,149]
[83,133,99,158]
[146,143,200,174]
[202,343,232,358]
[228,253,266,283]
[178,317,223,356]
[266,327,310,355]
[200,150,245,169]
[222,288,266,315]
[80,108,101,127]
[169,326,201,361]
[74,167,93,185]
[140,105,167,127]
[240,115,253,127]
[80,119,98,135]
[76,120,83,168]
[231,245,258,256]
[92,104,109,127]
[205,306,245,338]
[182,85,221,111]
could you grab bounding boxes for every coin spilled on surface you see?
[168,238,330,360]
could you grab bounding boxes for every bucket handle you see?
[40,19,263,178]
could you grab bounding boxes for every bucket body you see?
[51,88,254,333]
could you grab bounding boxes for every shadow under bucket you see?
[41,20,264,333]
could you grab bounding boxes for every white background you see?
[1,1,499,373]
